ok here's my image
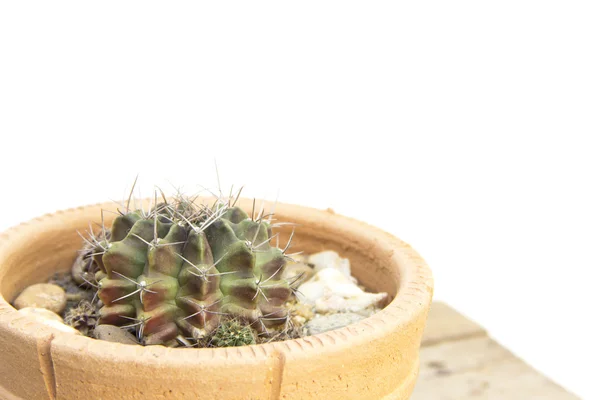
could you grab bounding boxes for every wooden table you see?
[412,302,579,399]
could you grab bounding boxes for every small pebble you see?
[305,313,365,335]
[292,315,307,327]
[13,283,67,314]
[163,339,180,348]
[17,307,64,323]
[70,252,87,285]
[17,307,82,335]
[308,251,354,281]
[293,302,315,320]
[283,262,314,284]
[93,325,139,345]
[297,268,388,313]
[68,293,86,302]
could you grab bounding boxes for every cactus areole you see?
[90,198,292,345]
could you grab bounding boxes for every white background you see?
[1,2,597,398]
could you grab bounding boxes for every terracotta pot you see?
[0,199,433,400]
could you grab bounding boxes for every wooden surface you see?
[412,302,580,399]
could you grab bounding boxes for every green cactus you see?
[210,318,256,347]
[89,197,293,346]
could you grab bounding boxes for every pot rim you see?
[0,199,433,365]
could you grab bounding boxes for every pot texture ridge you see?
[0,199,433,400]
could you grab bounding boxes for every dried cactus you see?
[83,192,296,346]
[64,300,98,336]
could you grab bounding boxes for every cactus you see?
[209,318,256,347]
[86,194,294,346]
[64,300,99,336]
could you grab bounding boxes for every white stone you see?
[297,267,388,313]
[308,251,355,281]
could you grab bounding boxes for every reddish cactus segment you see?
[92,198,292,345]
